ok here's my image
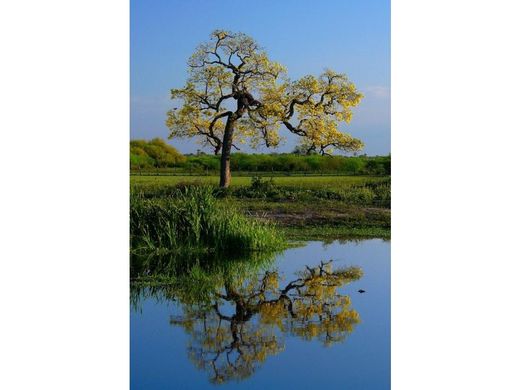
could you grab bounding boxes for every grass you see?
[230,176,390,207]
[130,185,286,253]
[132,175,390,207]
[131,174,387,189]
[130,174,391,242]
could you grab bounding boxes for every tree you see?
[167,30,364,187]
[130,138,186,168]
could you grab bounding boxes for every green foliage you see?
[231,176,390,207]
[129,138,390,175]
[131,174,387,188]
[130,138,186,168]
[171,153,391,175]
[129,174,390,241]
[131,175,390,207]
[130,185,286,253]
[235,176,279,199]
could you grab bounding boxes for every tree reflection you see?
[131,253,362,384]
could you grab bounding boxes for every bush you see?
[130,145,154,168]
[233,176,284,199]
[130,138,186,169]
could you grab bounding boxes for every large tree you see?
[167,30,364,187]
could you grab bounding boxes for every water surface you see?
[131,239,390,389]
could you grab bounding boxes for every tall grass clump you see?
[130,185,285,253]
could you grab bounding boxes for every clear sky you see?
[131,0,390,155]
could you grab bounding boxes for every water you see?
[131,239,390,389]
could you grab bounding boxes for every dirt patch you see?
[246,207,391,228]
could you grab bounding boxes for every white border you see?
[393,0,520,388]
[0,1,129,388]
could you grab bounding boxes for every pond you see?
[131,239,390,389]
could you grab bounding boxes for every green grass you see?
[131,175,390,207]
[131,185,286,253]
[131,174,387,189]
[130,175,391,242]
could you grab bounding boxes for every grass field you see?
[130,174,391,240]
[131,174,388,190]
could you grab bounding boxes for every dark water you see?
[131,239,390,389]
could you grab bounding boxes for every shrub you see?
[130,145,154,168]
[130,138,186,168]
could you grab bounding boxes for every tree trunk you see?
[219,115,236,188]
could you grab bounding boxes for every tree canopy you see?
[166,30,364,187]
[130,138,186,168]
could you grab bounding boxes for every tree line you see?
[130,139,390,175]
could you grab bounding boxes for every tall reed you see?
[130,186,285,253]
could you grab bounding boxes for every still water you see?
[131,239,390,389]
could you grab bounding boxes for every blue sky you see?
[131,0,390,155]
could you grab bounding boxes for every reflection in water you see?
[131,252,363,384]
